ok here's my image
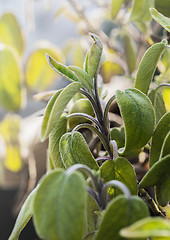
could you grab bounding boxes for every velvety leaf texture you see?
[95,196,149,240]
[41,82,81,141]
[33,169,87,240]
[150,8,170,32]
[135,40,167,95]
[116,88,155,155]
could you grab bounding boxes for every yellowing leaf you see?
[101,61,124,83]
[0,45,24,111]
[4,146,22,172]
[0,13,24,55]
[163,88,170,111]
[26,42,65,91]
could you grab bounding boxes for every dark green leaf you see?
[150,8,170,32]
[100,157,137,196]
[9,189,36,240]
[155,0,170,17]
[49,114,67,168]
[139,154,170,188]
[46,54,79,82]
[94,196,149,240]
[156,177,170,207]
[120,217,170,238]
[116,88,155,155]
[149,112,170,167]
[33,169,87,240]
[41,82,81,141]
[135,40,167,95]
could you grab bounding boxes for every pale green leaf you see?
[116,88,155,155]
[112,0,124,18]
[149,112,170,167]
[41,82,81,141]
[130,0,154,22]
[0,46,24,111]
[33,169,87,240]
[120,217,170,238]
[95,196,149,240]
[9,189,36,240]
[0,13,24,55]
[150,8,170,32]
[135,40,167,95]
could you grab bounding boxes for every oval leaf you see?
[149,112,170,167]
[26,44,64,91]
[156,176,170,207]
[41,82,81,141]
[9,189,36,240]
[150,8,170,32]
[0,13,24,55]
[116,88,155,155]
[49,114,67,168]
[100,157,137,196]
[120,217,170,238]
[135,40,167,95]
[95,196,149,240]
[0,46,24,111]
[33,169,87,240]
[139,154,170,188]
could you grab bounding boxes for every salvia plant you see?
[9,8,170,240]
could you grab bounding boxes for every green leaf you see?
[121,29,137,74]
[149,112,170,167]
[9,188,36,240]
[68,65,93,91]
[120,217,170,238]
[88,33,103,79]
[116,88,155,155]
[59,132,99,170]
[94,196,149,240]
[110,127,125,149]
[111,0,124,18]
[155,0,170,17]
[100,157,137,196]
[156,176,170,207]
[148,89,166,124]
[150,8,170,32]
[0,46,24,111]
[139,154,170,189]
[33,169,87,240]
[0,13,24,55]
[26,44,65,91]
[135,40,167,95]
[41,82,81,141]
[46,53,79,82]
[49,114,67,168]
[130,0,154,22]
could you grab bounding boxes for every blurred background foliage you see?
[0,0,170,202]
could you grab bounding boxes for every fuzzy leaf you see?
[110,127,125,149]
[100,157,137,196]
[120,217,170,238]
[139,154,170,189]
[0,46,24,111]
[130,0,154,22]
[116,88,155,155]
[49,114,67,168]
[112,0,124,18]
[149,112,170,167]
[33,169,87,240]
[68,66,93,91]
[150,8,170,32]
[135,40,167,95]
[95,196,149,240]
[41,82,81,141]
[9,189,36,240]
[46,54,79,82]
[0,13,24,55]
[88,33,103,79]
[59,132,99,170]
